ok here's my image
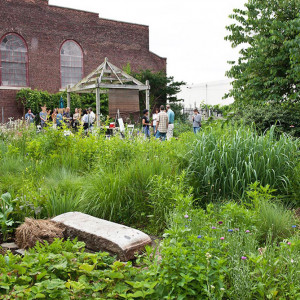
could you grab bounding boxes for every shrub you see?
[231,102,300,137]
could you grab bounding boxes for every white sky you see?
[49,0,246,106]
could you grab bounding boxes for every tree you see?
[133,70,186,111]
[225,0,300,105]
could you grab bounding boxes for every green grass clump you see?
[187,124,299,202]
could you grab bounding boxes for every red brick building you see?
[0,0,166,121]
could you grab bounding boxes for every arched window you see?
[60,40,83,88]
[0,33,28,87]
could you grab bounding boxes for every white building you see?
[179,79,234,109]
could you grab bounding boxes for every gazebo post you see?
[96,86,101,127]
[67,85,71,108]
[146,80,150,111]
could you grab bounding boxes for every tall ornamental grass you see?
[187,125,299,202]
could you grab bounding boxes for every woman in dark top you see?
[142,109,150,139]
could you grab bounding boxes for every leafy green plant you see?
[0,239,158,299]
[0,193,15,241]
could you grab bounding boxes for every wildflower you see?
[241,256,247,260]
[228,229,233,232]
[184,214,189,219]
[291,259,294,263]
[245,230,250,233]
[188,219,192,222]
[205,252,212,259]
[197,235,202,239]
[234,228,239,231]
[287,242,291,245]
[185,225,188,228]
[290,125,295,128]
[218,221,223,225]
[210,285,215,290]
[212,226,216,229]
[220,288,225,291]
[292,225,297,228]
[220,237,225,240]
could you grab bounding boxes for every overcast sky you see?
[49,0,245,85]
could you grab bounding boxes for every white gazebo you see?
[66,57,150,126]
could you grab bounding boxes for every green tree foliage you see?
[225,0,300,104]
[133,70,186,110]
[16,89,108,117]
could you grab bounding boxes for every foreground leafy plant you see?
[0,193,15,242]
[0,239,157,299]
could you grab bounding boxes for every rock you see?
[1,242,18,250]
[52,212,152,261]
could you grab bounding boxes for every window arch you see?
[60,40,83,88]
[0,33,28,87]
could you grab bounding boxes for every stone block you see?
[0,242,19,250]
[52,212,152,261]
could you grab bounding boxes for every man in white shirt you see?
[88,107,96,128]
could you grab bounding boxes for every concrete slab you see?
[52,212,152,261]
[1,242,18,250]
[15,249,26,256]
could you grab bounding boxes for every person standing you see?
[88,107,95,129]
[166,104,175,140]
[73,108,80,132]
[192,108,202,134]
[51,108,58,128]
[155,105,169,141]
[152,107,159,136]
[142,109,150,139]
[56,109,63,128]
[63,107,71,128]
[25,109,35,124]
[39,105,48,128]
[82,109,89,134]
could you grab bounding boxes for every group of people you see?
[25,103,202,138]
[25,105,96,132]
[142,104,175,141]
[142,105,202,139]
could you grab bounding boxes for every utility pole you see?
[205,83,208,117]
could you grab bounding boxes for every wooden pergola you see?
[66,57,150,126]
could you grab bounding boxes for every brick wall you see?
[0,0,166,121]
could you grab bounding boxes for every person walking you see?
[142,109,150,139]
[152,107,159,136]
[25,109,35,124]
[166,104,175,140]
[155,105,169,141]
[192,108,202,134]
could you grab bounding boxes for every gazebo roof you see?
[68,57,149,93]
